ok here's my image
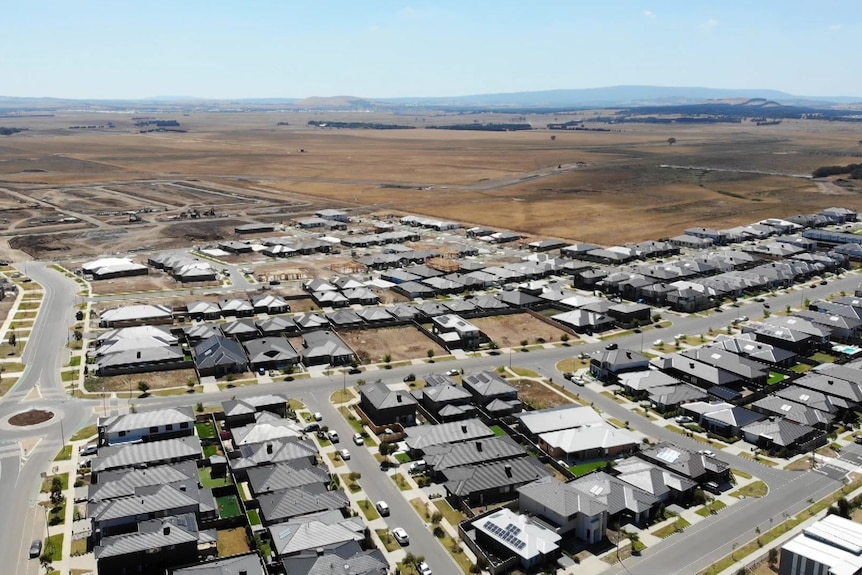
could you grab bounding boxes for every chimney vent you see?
[137,351,141,359]
[504,464,512,478]
[397,394,402,403]
[163,525,170,536]
[461,424,468,434]
[476,441,483,452]
[179,484,186,492]
[267,443,274,454]
[828,380,834,385]
[316,548,324,556]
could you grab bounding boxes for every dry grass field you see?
[2,111,862,259]
[339,326,444,364]
[471,314,570,347]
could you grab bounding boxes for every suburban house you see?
[95,516,202,575]
[246,463,331,497]
[99,304,173,328]
[538,422,640,463]
[638,443,732,486]
[461,371,520,410]
[422,436,527,480]
[515,405,605,441]
[679,401,766,439]
[193,335,248,377]
[98,407,195,446]
[281,544,387,575]
[590,349,651,383]
[220,318,260,341]
[778,513,862,575]
[257,484,350,525]
[467,508,561,572]
[187,301,222,320]
[740,419,823,455]
[83,257,148,280]
[95,345,187,376]
[431,314,483,350]
[518,476,608,544]
[569,471,660,527]
[267,512,367,558]
[252,294,290,314]
[404,419,495,453]
[170,552,268,575]
[611,458,698,504]
[221,394,290,428]
[91,437,202,480]
[229,438,319,481]
[300,330,355,366]
[415,382,475,422]
[243,337,301,371]
[359,382,418,427]
[442,457,553,507]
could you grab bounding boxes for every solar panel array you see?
[482,520,526,550]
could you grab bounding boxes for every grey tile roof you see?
[775,386,839,414]
[518,476,607,517]
[423,435,526,471]
[173,552,267,575]
[443,456,552,497]
[89,460,198,502]
[569,471,658,515]
[741,419,818,448]
[258,485,349,523]
[194,335,248,370]
[231,438,318,471]
[405,418,495,450]
[295,313,330,329]
[247,463,331,495]
[298,548,388,575]
[97,345,185,370]
[361,382,417,410]
[647,383,708,406]
[794,372,862,403]
[221,318,260,337]
[462,371,517,399]
[257,316,297,333]
[95,325,177,355]
[92,436,201,473]
[222,394,289,417]
[99,406,195,435]
[231,418,303,446]
[750,396,832,427]
[422,383,472,404]
[95,518,199,559]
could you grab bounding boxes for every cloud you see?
[643,10,656,18]
[703,18,719,28]
[830,24,843,30]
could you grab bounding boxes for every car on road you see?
[408,460,428,474]
[562,372,573,381]
[79,443,98,457]
[376,500,390,516]
[418,562,432,575]
[821,280,828,285]
[392,527,409,546]
[446,369,460,377]
[698,449,716,457]
[403,373,416,382]
[855,436,862,445]
[353,432,364,445]
[763,303,770,309]
[313,412,323,421]
[674,334,685,340]
[605,342,618,350]
[675,415,694,424]
[338,449,350,460]
[653,339,663,346]
[348,367,362,374]
[327,430,340,443]
[303,422,320,433]
[29,539,42,559]
[572,376,585,386]
[755,297,765,302]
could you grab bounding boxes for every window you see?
[166,424,173,431]
[180,422,189,429]
[150,426,158,433]
[119,431,126,437]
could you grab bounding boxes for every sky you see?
[1,0,858,100]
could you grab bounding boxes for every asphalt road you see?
[2,266,861,573]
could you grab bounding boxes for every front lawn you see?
[70,425,97,441]
[45,534,64,561]
[434,499,467,526]
[53,446,72,461]
[395,452,412,464]
[569,460,610,477]
[392,473,411,491]
[41,472,69,492]
[358,499,380,521]
[696,500,727,516]
[730,481,768,499]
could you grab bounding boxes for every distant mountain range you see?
[1,86,860,111]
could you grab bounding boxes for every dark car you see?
[29,539,42,559]
[562,372,573,381]
[821,280,828,285]
[855,436,862,445]
[348,367,362,374]
[605,343,618,350]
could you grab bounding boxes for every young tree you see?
[137,381,150,395]
[667,137,677,146]
[8,332,15,348]
[427,349,435,361]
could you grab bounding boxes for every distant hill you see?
[292,96,377,109]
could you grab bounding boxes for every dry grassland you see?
[339,326,444,363]
[471,314,569,347]
[2,112,862,258]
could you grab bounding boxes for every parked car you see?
[855,436,862,445]
[313,412,323,421]
[303,423,320,433]
[327,430,340,443]
[675,415,693,424]
[258,367,266,375]
[605,343,618,350]
[79,443,98,457]
[573,377,585,386]
[29,539,42,559]
[562,372,573,381]
[653,339,664,346]
[418,562,433,575]
[755,297,765,303]
[353,433,364,446]
[704,481,722,495]
[446,369,460,377]
[339,449,350,460]
[403,373,416,382]
[376,501,390,516]
[348,367,362,374]
[408,460,427,474]
[392,527,409,546]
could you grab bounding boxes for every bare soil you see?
[339,326,444,364]
[87,368,197,393]
[9,409,54,426]
[471,314,569,347]
[511,378,572,410]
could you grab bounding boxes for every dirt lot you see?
[85,368,197,392]
[511,378,571,410]
[88,273,209,295]
[339,326,444,364]
[2,112,862,259]
[471,313,570,347]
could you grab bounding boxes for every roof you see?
[443,457,552,497]
[231,417,303,446]
[244,337,300,364]
[89,460,199,502]
[99,406,194,435]
[518,476,607,517]
[781,514,862,575]
[172,552,267,575]
[618,370,679,391]
[92,436,201,473]
[268,515,365,556]
[422,435,525,471]
[301,330,353,360]
[194,335,248,369]
[462,371,517,398]
[539,423,640,454]
[405,418,495,450]
[612,458,697,495]
[100,304,172,323]
[569,471,659,515]
[247,463,331,495]
[361,382,418,410]
[83,257,147,277]
[515,405,604,435]
[96,325,177,355]
[222,394,289,417]
[422,383,472,404]
[474,508,561,561]
[231,438,318,471]
[284,547,387,575]
[95,517,199,560]
[740,418,817,447]
[639,443,730,480]
[90,483,203,523]
[259,485,350,522]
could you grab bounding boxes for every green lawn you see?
[489,425,507,436]
[70,425,97,441]
[41,472,70,492]
[217,495,242,518]
[203,444,221,458]
[732,468,753,480]
[810,352,838,363]
[375,529,401,552]
[395,452,412,464]
[195,422,216,439]
[569,460,610,477]
[53,445,72,461]
[730,481,768,498]
[45,534,64,561]
[696,500,727,516]
[392,473,411,491]
[247,509,261,526]
[789,363,813,373]
[767,371,787,384]
[199,467,232,488]
[358,499,381,521]
[652,517,690,538]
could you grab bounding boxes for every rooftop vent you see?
[462,424,468,434]
[504,464,513,478]
[163,525,170,536]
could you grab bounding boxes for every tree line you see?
[812,163,862,179]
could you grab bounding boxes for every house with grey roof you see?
[295,313,330,331]
[91,436,202,479]
[359,382,417,427]
[96,515,202,575]
[749,395,833,429]
[680,401,765,439]
[230,413,302,446]
[99,304,173,328]
[98,407,195,446]
[268,512,366,558]
[220,298,255,318]
[652,354,744,390]
[221,393,290,428]
[647,382,709,412]
[538,422,640,463]
[638,443,732,485]
[679,348,769,387]
[171,552,267,575]
[611,458,697,504]
[569,471,660,527]
[95,325,177,356]
[194,335,248,377]
[518,476,607,543]
[326,309,364,327]
[229,438,319,481]
[281,544,387,575]
[89,460,199,503]
[709,334,797,367]
[183,322,220,343]
[741,418,823,454]
[442,456,553,507]
[589,349,650,383]
[422,435,526,478]
[256,315,298,336]
[462,371,518,406]
[313,290,350,308]
[617,370,680,399]
[246,463,331,497]
[252,293,290,314]
[300,330,354,366]
[404,418,495,453]
[258,484,350,525]
[95,345,188,376]
[356,307,395,324]
[243,337,300,370]
[220,318,260,341]
[416,382,474,422]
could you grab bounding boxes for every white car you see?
[408,460,427,474]
[313,412,323,421]
[675,415,693,424]
[674,334,685,340]
[327,430,340,443]
[339,449,350,460]
[376,500,390,516]
[79,443,98,457]
[653,339,664,346]
[392,527,409,546]
[353,433,364,446]
[418,562,432,575]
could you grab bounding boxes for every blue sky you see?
[1,0,857,99]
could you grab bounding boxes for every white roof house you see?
[781,514,862,575]
[539,422,640,456]
[99,304,172,326]
[474,508,560,564]
[82,257,147,278]
[515,405,605,436]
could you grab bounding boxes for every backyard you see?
[216,494,242,518]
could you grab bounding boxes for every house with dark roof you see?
[243,337,300,370]
[96,515,203,575]
[740,419,823,455]
[679,348,769,387]
[423,435,526,479]
[359,382,417,427]
[268,512,366,558]
[416,382,474,422]
[171,552,268,575]
[652,354,744,390]
[229,438,319,481]
[568,471,660,527]
[281,543,387,575]
[300,330,355,366]
[220,318,260,341]
[462,371,519,406]
[611,458,698,505]
[517,476,607,543]
[91,437,202,480]
[194,335,248,377]
[246,463,331,497]
[638,443,732,485]
[256,316,299,336]
[405,419,495,453]
[590,349,650,383]
[252,294,290,315]
[647,383,709,413]
[221,394,290,428]
[442,456,553,506]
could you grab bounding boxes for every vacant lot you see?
[511,378,571,410]
[89,272,204,295]
[471,313,570,348]
[86,368,197,393]
[340,326,443,363]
